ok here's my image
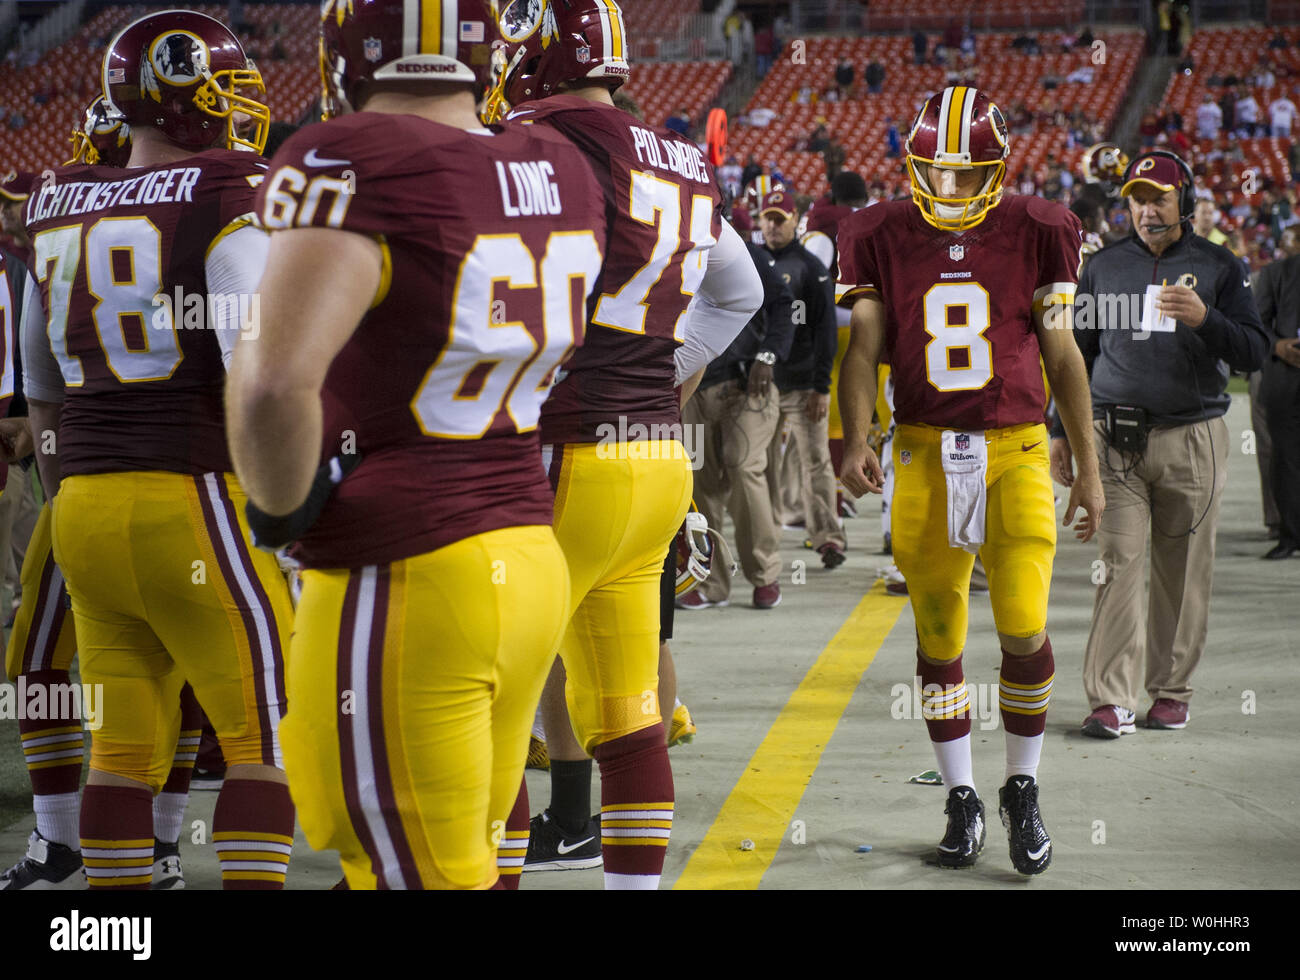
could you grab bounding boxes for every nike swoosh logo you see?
[1027,842,1051,862]
[819,276,829,282]
[507,107,537,118]
[303,148,351,167]
[1021,441,1043,452]
[556,837,595,854]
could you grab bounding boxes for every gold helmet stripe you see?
[597,0,626,62]
[945,86,966,156]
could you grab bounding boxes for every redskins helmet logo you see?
[1136,157,1157,173]
[988,103,1009,147]
[142,31,209,101]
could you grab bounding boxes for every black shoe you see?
[152,839,185,890]
[190,767,226,791]
[999,776,1052,876]
[818,542,846,569]
[880,532,892,556]
[0,831,86,890]
[1262,542,1297,560]
[522,810,602,872]
[936,786,986,868]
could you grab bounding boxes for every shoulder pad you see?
[839,198,895,239]
[1025,195,1078,227]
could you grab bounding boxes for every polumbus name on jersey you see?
[49,911,151,960]
[594,417,706,471]
[151,285,260,339]
[0,678,104,730]
[495,160,563,217]
[26,166,202,224]
[1042,291,1161,339]
[629,125,710,184]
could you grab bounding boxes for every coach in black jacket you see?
[1051,152,1268,737]
[1252,247,1300,559]
[758,189,843,568]
[682,236,797,610]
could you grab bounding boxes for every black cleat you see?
[0,830,86,890]
[152,839,185,890]
[936,786,985,868]
[522,810,602,872]
[999,776,1052,876]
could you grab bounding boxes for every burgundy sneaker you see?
[752,583,781,609]
[1145,698,1189,729]
[1081,705,1136,739]
[677,590,727,611]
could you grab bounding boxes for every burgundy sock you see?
[593,725,673,882]
[81,783,153,889]
[917,653,972,743]
[496,775,530,890]
[213,778,294,889]
[999,637,1055,737]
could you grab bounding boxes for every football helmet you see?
[483,0,630,122]
[67,95,132,167]
[741,174,784,219]
[674,505,734,599]
[1081,141,1130,196]
[320,0,505,118]
[103,9,269,154]
[905,86,1010,232]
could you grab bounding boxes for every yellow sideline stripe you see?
[674,581,905,890]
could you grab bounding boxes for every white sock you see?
[674,697,682,709]
[1004,733,1044,783]
[152,792,189,845]
[531,706,546,741]
[932,734,975,794]
[34,792,81,849]
[605,872,660,890]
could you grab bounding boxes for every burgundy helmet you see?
[484,0,630,121]
[67,95,133,166]
[905,86,1010,231]
[102,9,268,154]
[320,0,505,118]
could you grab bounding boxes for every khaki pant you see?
[1248,370,1279,529]
[1083,417,1229,711]
[767,389,845,551]
[684,382,781,600]
[0,464,39,603]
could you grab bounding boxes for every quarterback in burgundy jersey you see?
[19,9,295,892]
[837,86,1102,877]
[229,0,608,891]
[488,0,760,889]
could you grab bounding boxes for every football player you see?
[486,0,760,888]
[227,0,608,890]
[837,86,1104,875]
[21,11,295,890]
[1,105,200,890]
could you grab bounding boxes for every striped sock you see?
[495,775,530,889]
[19,670,86,797]
[1000,639,1054,781]
[213,778,294,889]
[592,725,673,890]
[154,683,202,844]
[81,784,153,889]
[918,654,975,790]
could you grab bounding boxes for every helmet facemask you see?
[906,154,1006,232]
[194,63,270,153]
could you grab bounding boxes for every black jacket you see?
[766,239,836,394]
[701,241,796,390]
[1252,252,1300,357]
[1071,229,1268,426]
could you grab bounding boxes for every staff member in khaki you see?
[1051,151,1268,737]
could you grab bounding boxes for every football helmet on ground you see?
[674,505,735,599]
[102,9,269,154]
[905,85,1010,232]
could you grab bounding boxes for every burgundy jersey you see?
[257,113,606,569]
[0,252,17,488]
[508,96,723,443]
[837,195,1082,430]
[23,151,265,476]
[801,200,855,276]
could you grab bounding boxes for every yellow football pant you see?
[891,422,1056,663]
[551,441,693,753]
[280,525,569,890]
[51,472,292,791]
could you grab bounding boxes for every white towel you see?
[940,430,988,554]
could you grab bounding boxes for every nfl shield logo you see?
[948,244,964,261]
[955,434,970,450]
[363,37,382,62]
[900,450,912,466]
[576,44,591,63]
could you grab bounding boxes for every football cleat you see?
[999,776,1052,876]
[0,831,87,890]
[152,839,185,890]
[526,734,550,770]
[937,786,986,868]
[523,810,602,872]
[668,702,696,747]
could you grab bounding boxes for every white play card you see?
[1142,284,1176,333]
